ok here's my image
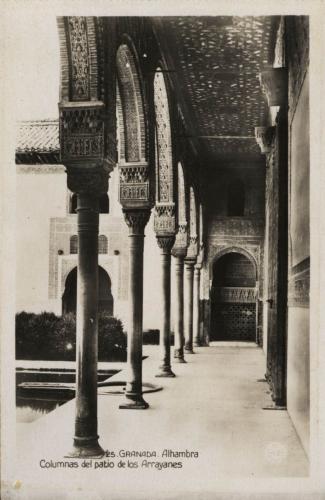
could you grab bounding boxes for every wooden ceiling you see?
[153,16,278,166]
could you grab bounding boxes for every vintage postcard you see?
[1,0,324,498]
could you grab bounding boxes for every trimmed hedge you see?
[142,329,174,345]
[16,311,126,362]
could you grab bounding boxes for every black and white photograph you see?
[1,1,324,498]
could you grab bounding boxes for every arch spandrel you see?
[185,186,199,260]
[172,162,188,257]
[116,42,151,210]
[153,68,176,238]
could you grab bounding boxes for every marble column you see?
[193,264,201,347]
[70,193,104,458]
[119,209,150,409]
[155,236,176,377]
[184,259,195,354]
[173,255,186,363]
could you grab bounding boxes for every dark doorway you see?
[210,252,257,341]
[62,266,114,315]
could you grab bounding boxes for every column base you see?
[174,349,186,363]
[174,356,187,364]
[155,366,176,378]
[193,340,201,347]
[119,394,149,410]
[184,345,195,354]
[66,437,104,459]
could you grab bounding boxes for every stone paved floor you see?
[13,343,309,499]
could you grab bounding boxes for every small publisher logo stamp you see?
[264,442,287,464]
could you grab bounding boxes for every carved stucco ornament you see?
[59,101,112,196]
[254,126,275,154]
[259,68,288,107]
[119,163,151,209]
[154,202,176,237]
[60,102,106,167]
[172,222,189,258]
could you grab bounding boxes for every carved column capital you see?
[185,235,199,262]
[123,209,151,235]
[254,126,275,154]
[67,167,109,196]
[156,235,176,254]
[259,68,288,107]
[172,222,188,258]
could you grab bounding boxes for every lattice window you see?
[98,235,108,254]
[213,303,256,341]
[70,235,78,254]
[154,69,173,203]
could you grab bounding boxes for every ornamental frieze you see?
[119,165,149,183]
[211,286,257,303]
[154,203,176,236]
[60,104,105,165]
[67,17,90,101]
[119,163,150,208]
[288,267,310,307]
[209,217,264,237]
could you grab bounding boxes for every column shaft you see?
[173,256,186,362]
[119,210,149,409]
[193,266,201,346]
[156,244,175,377]
[71,193,103,457]
[184,261,195,353]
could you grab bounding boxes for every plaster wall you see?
[285,16,310,457]
[16,165,164,333]
[287,307,309,456]
[287,71,310,457]
[16,168,66,313]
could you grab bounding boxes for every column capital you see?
[123,209,151,235]
[67,167,109,196]
[254,126,275,154]
[156,235,175,254]
[185,235,199,262]
[172,222,188,258]
[259,67,288,107]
